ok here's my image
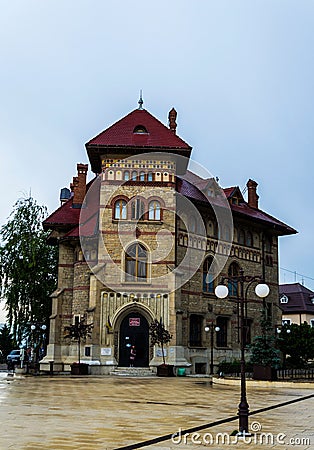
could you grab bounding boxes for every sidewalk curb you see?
[212,376,314,389]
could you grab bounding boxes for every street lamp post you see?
[204,323,220,375]
[275,325,291,370]
[215,269,269,435]
[30,323,47,363]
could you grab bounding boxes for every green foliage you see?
[249,335,280,368]
[64,317,93,364]
[149,319,172,365]
[0,324,15,360]
[248,305,280,368]
[0,197,58,344]
[218,359,253,375]
[276,323,314,368]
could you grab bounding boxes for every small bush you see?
[218,359,253,375]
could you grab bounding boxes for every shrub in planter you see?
[157,364,174,377]
[218,360,253,376]
[64,317,93,373]
[252,364,277,381]
[71,363,89,375]
[249,335,280,381]
[150,319,173,377]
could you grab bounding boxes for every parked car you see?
[7,349,21,367]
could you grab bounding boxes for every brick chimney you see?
[71,163,88,207]
[247,179,259,209]
[168,107,177,134]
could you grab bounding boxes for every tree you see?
[276,323,314,368]
[149,318,172,365]
[0,324,14,361]
[249,307,280,368]
[64,317,93,364]
[0,197,58,345]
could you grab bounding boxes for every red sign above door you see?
[129,318,140,327]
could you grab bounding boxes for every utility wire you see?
[280,267,314,283]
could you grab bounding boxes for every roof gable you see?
[86,108,192,173]
[279,283,314,314]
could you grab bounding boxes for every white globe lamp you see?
[255,283,270,298]
[215,285,229,299]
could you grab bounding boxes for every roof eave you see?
[86,144,192,174]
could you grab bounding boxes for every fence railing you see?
[220,368,314,380]
[276,368,314,380]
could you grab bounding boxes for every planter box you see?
[157,365,174,377]
[253,364,277,381]
[71,363,89,375]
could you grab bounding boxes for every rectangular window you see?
[189,315,203,347]
[131,199,144,220]
[85,346,91,357]
[216,317,228,347]
[243,318,252,347]
[282,319,291,326]
[74,315,80,326]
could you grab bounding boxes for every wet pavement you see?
[0,374,313,449]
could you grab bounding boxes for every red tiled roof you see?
[279,283,314,314]
[86,109,191,149]
[43,177,100,233]
[86,109,192,173]
[223,187,238,198]
[230,202,296,235]
[64,212,99,239]
[43,197,80,229]
[45,173,296,238]
[177,174,296,235]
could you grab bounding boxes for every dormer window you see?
[280,294,289,304]
[133,125,148,134]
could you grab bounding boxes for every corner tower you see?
[83,104,192,370]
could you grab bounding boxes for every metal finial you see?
[138,90,143,109]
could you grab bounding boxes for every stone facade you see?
[41,106,296,375]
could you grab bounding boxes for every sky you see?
[0,1,314,319]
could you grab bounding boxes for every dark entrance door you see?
[119,312,149,367]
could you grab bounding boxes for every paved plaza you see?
[0,373,313,449]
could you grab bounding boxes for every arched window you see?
[203,257,215,293]
[124,171,130,181]
[265,235,272,252]
[190,216,196,233]
[133,125,148,134]
[114,199,127,220]
[224,225,231,242]
[125,243,148,281]
[228,262,240,296]
[139,171,145,181]
[131,171,137,181]
[148,200,161,220]
[238,230,245,245]
[147,172,153,181]
[246,231,253,247]
[131,198,145,220]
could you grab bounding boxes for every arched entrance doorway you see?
[119,312,150,367]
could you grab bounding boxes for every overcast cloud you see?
[0,1,313,321]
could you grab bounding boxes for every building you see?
[279,283,314,327]
[41,102,296,374]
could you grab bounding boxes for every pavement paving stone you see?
[0,375,313,449]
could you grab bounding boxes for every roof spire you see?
[138,90,144,109]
